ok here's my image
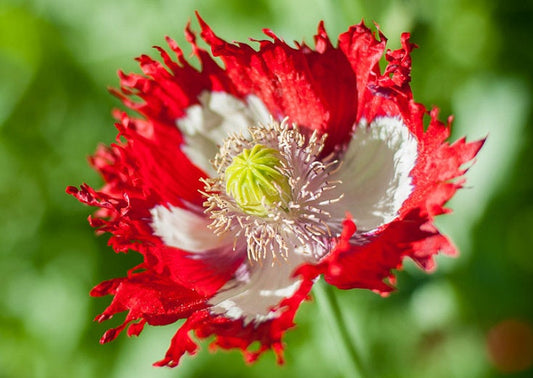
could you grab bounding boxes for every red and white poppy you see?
[68,14,483,367]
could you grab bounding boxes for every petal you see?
[155,262,315,367]
[91,270,208,343]
[301,30,484,294]
[112,30,238,123]
[358,32,418,125]
[150,204,232,253]
[306,119,483,293]
[301,213,453,294]
[198,15,358,153]
[331,116,418,231]
[155,245,315,367]
[403,113,485,219]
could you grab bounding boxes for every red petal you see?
[298,211,449,294]
[402,112,486,219]
[91,271,208,343]
[304,28,484,293]
[155,273,314,367]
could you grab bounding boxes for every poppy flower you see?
[67,14,483,367]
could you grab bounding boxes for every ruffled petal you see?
[91,270,208,343]
[303,36,484,293]
[198,15,358,153]
[155,270,315,367]
[112,27,239,123]
[402,113,485,219]
[299,212,455,294]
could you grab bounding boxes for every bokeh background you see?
[1,0,533,377]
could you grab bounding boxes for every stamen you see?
[202,119,344,262]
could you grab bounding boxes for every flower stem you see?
[314,280,368,378]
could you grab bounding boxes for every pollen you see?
[225,144,291,217]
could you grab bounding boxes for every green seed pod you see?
[225,144,292,217]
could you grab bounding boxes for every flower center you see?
[202,120,342,261]
[225,144,291,217]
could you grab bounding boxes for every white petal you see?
[332,116,418,231]
[176,91,270,176]
[208,250,309,325]
[150,204,231,253]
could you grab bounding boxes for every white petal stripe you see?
[208,251,307,325]
[176,91,270,176]
[150,204,231,253]
[332,116,418,231]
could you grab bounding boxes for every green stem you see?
[314,280,367,378]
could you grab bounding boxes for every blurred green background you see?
[1,0,532,377]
